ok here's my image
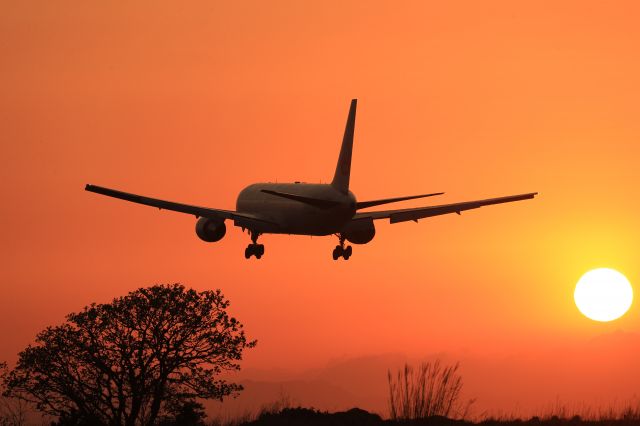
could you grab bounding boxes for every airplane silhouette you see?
[86,99,537,260]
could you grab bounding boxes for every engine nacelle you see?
[342,219,375,244]
[195,217,226,242]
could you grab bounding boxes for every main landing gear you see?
[245,231,264,259]
[332,234,352,261]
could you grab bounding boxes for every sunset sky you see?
[2,0,640,416]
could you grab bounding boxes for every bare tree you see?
[0,362,27,426]
[3,284,256,426]
[388,359,473,420]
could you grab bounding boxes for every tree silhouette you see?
[3,284,256,426]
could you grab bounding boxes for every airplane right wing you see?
[352,192,537,224]
[85,184,277,230]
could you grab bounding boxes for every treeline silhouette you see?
[241,407,640,426]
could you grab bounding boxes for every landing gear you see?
[332,234,352,260]
[245,230,265,259]
[245,244,265,259]
[332,245,352,260]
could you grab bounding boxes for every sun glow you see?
[574,268,633,322]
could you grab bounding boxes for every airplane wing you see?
[85,184,277,229]
[352,192,537,224]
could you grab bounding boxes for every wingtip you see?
[85,184,103,193]
[520,192,538,200]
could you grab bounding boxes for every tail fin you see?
[331,99,357,193]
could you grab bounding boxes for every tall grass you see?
[536,399,640,422]
[479,399,640,423]
[387,359,474,421]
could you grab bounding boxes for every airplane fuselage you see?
[236,183,356,235]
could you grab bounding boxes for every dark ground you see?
[241,407,640,426]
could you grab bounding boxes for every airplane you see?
[85,99,537,260]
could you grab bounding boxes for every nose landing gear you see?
[245,231,264,259]
[332,234,352,260]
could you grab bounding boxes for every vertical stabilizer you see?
[331,99,357,193]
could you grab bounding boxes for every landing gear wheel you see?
[343,245,352,260]
[245,243,264,259]
[332,234,353,260]
[245,231,264,259]
[332,246,342,260]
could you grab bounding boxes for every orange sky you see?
[2,0,640,415]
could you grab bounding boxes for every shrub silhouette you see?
[3,284,255,426]
[387,359,472,421]
[157,399,207,426]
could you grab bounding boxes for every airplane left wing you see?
[352,192,537,224]
[85,184,277,229]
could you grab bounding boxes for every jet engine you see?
[342,219,375,244]
[195,217,226,242]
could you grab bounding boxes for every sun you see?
[574,268,633,322]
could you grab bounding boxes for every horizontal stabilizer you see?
[356,192,444,210]
[260,189,341,209]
